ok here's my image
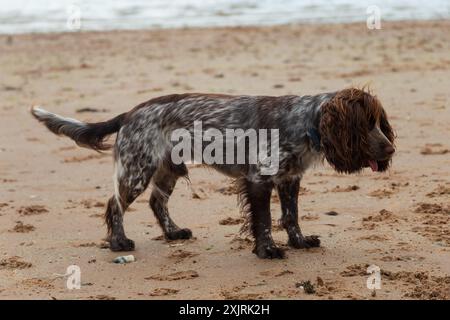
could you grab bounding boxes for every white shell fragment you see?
[113,255,135,264]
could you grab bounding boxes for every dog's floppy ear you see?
[319,88,372,173]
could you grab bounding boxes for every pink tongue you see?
[368,160,378,172]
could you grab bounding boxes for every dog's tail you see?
[30,106,127,151]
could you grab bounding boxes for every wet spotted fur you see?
[31,88,394,259]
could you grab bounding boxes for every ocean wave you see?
[0,0,449,34]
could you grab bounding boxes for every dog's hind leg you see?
[240,179,284,259]
[105,155,155,252]
[276,177,320,249]
[149,163,193,241]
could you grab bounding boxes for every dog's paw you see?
[253,244,285,259]
[165,228,193,241]
[288,234,321,249]
[109,236,135,252]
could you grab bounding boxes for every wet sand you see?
[0,20,449,299]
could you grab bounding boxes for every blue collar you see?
[307,127,321,152]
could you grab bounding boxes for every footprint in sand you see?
[0,203,10,214]
[426,184,450,198]
[357,234,389,241]
[340,264,370,277]
[88,295,116,300]
[89,213,104,218]
[71,241,100,248]
[149,288,179,296]
[413,202,450,246]
[420,143,449,155]
[219,217,244,225]
[367,188,396,199]
[300,214,319,221]
[80,199,105,209]
[230,237,253,250]
[9,221,35,233]
[17,205,48,216]
[0,256,33,270]
[221,290,262,300]
[168,249,199,263]
[21,278,55,289]
[414,202,450,215]
[382,270,450,300]
[145,270,199,281]
[330,185,360,192]
[259,269,293,277]
[362,209,399,230]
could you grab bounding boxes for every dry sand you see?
[0,21,449,300]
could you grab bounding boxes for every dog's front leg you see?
[244,180,285,259]
[276,177,320,249]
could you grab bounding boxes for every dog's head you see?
[319,88,395,174]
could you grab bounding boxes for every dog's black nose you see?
[385,145,395,155]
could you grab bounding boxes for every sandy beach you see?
[0,20,449,300]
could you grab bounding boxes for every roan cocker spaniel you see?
[31,88,395,259]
